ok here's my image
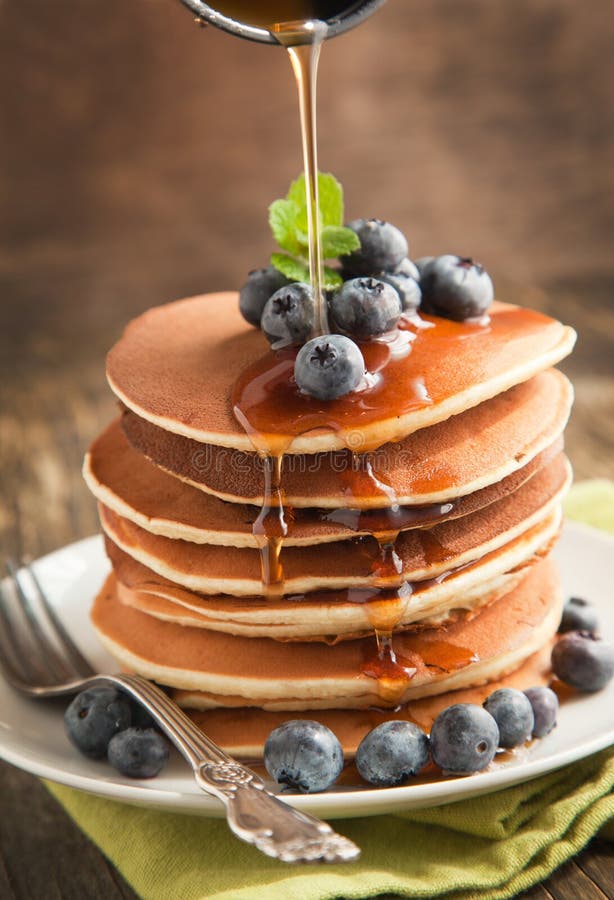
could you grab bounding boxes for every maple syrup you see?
[202,1,373,30]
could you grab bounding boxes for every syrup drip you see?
[252,454,292,593]
[313,500,456,533]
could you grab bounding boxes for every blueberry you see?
[523,687,559,738]
[421,255,494,321]
[65,688,132,759]
[379,264,422,314]
[329,277,402,339]
[239,266,289,328]
[263,720,343,793]
[341,218,408,275]
[356,721,430,787]
[261,282,315,347]
[483,688,534,749]
[414,256,434,277]
[294,334,365,400]
[430,704,499,774]
[559,597,599,634]
[395,257,421,281]
[108,727,169,778]
[552,631,614,692]
[130,701,155,730]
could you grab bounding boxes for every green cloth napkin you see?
[44,481,614,900]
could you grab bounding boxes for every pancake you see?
[120,367,573,508]
[84,415,563,546]
[91,557,563,709]
[98,454,570,596]
[106,293,575,454]
[182,642,554,757]
[110,506,560,638]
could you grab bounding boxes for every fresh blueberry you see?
[239,266,289,328]
[414,256,434,277]
[65,688,132,759]
[329,277,402,339]
[261,282,315,347]
[552,631,614,692]
[107,727,169,778]
[263,720,343,793]
[523,687,559,738]
[559,597,599,634]
[379,265,422,314]
[421,255,494,321]
[430,704,499,774]
[483,688,534,749]
[356,721,430,787]
[395,257,421,281]
[341,218,408,275]
[294,334,365,400]
[130,701,155,730]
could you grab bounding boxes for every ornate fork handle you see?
[84,673,359,863]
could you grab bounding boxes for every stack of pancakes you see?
[86,293,576,757]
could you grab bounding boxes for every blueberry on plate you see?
[552,631,614,692]
[263,720,344,793]
[420,254,494,321]
[341,218,408,275]
[239,266,289,328]
[108,727,170,778]
[329,277,402,339]
[294,334,365,401]
[483,688,534,749]
[356,721,430,787]
[130,700,155,730]
[523,686,559,738]
[261,282,315,347]
[65,687,132,759]
[430,703,499,774]
[559,596,599,634]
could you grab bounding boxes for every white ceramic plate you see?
[1,522,613,820]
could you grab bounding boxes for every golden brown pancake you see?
[84,415,563,546]
[120,368,573,507]
[183,642,554,757]
[91,557,562,709]
[108,506,560,639]
[106,294,575,453]
[98,454,569,596]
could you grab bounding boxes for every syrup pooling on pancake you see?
[232,314,473,695]
[230,298,575,698]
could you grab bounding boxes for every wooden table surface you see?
[1,1,613,897]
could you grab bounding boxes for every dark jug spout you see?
[177,0,385,45]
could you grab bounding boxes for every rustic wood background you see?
[0,0,612,896]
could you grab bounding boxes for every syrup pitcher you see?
[177,1,385,44]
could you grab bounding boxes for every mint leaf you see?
[271,254,342,290]
[317,173,344,227]
[323,266,343,289]
[286,173,308,209]
[284,172,345,229]
[268,199,302,256]
[321,225,360,259]
[269,173,353,274]
[271,252,310,283]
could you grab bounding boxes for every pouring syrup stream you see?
[274,20,329,334]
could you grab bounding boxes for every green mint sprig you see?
[268,173,360,289]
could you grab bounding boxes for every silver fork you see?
[0,559,360,864]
